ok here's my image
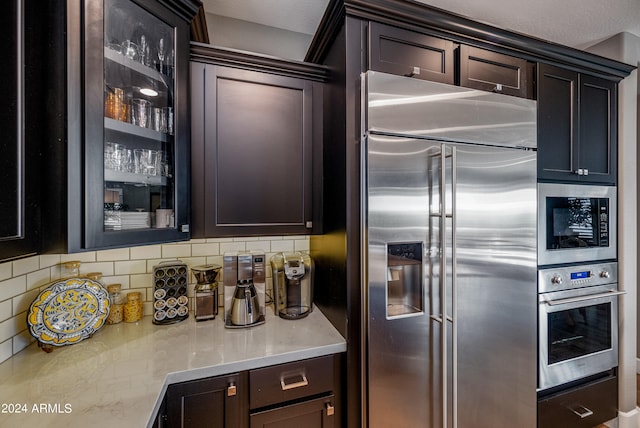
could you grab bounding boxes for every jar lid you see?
[127,292,141,301]
[107,284,122,293]
[86,272,103,281]
[63,261,81,269]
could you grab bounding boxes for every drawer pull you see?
[227,383,237,397]
[280,374,309,391]
[326,403,335,416]
[569,404,593,419]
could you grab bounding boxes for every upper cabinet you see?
[368,22,533,98]
[368,21,455,84]
[38,0,199,253]
[190,45,327,238]
[0,0,40,262]
[537,63,618,184]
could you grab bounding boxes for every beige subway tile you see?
[13,289,39,315]
[80,262,115,277]
[206,237,234,243]
[114,260,147,275]
[0,276,26,302]
[0,300,11,322]
[257,236,285,241]
[181,257,207,269]
[130,273,153,289]
[220,241,246,254]
[39,254,61,269]
[271,240,295,253]
[205,255,224,267]
[246,241,271,252]
[60,253,96,263]
[161,244,191,258]
[26,268,52,291]
[0,339,11,364]
[131,245,162,260]
[0,262,11,281]
[97,248,130,261]
[0,313,27,343]
[189,238,207,244]
[143,301,153,316]
[12,330,34,355]
[294,239,310,252]
[101,275,131,289]
[191,243,220,257]
[12,256,40,277]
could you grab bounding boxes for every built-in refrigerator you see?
[363,71,538,428]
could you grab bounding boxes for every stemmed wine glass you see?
[157,38,165,73]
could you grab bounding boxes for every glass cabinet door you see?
[84,0,190,249]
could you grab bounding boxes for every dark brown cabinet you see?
[369,21,455,84]
[537,63,617,183]
[190,47,326,237]
[165,372,248,428]
[459,44,533,98]
[158,355,341,428]
[36,0,198,254]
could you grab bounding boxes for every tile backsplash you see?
[0,236,309,365]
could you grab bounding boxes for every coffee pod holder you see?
[152,260,189,324]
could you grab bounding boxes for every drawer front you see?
[250,356,334,409]
[538,375,618,428]
[250,395,335,428]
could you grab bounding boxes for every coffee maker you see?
[223,251,266,328]
[191,264,221,321]
[271,252,313,319]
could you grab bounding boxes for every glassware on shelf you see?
[105,87,128,122]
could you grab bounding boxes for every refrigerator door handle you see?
[451,146,458,428]
[439,144,448,428]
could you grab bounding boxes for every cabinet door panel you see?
[579,74,616,182]
[369,22,455,84]
[459,45,532,98]
[250,395,335,428]
[537,63,578,180]
[166,373,247,428]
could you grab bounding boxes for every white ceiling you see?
[202,0,640,50]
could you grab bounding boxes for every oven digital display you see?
[570,271,591,280]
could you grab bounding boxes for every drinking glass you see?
[131,98,152,128]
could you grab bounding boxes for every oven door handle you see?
[543,290,626,306]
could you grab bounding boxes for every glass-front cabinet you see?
[51,0,197,251]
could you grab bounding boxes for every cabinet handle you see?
[493,83,503,92]
[280,374,309,391]
[407,66,421,77]
[569,404,593,419]
[325,403,335,416]
[575,168,590,176]
[227,383,237,397]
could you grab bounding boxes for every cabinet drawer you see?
[250,356,334,409]
[459,45,532,98]
[369,21,455,84]
[250,395,335,428]
[538,375,617,428]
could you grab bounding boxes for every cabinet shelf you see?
[104,117,169,142]
[104,169,168,186]
[104,46,168,84]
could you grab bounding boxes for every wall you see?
[0,235,309,365]
[586,32,640,427]
[205,13,312,60]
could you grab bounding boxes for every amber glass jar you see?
[124,292,143,322]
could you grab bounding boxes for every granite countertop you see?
[0,306,346,428]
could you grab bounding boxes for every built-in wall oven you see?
[538,261,623,391]
[538,183,616,266]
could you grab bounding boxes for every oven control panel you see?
[538,261,617,293]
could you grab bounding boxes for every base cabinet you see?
[159,355,341,428]
[165,372,248,428]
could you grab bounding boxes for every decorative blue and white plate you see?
[27,278,110,347]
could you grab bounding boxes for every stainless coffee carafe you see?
[191,264,221,321]
[271,252,313,319]
[229,280,262,326]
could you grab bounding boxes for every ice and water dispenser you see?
[386,243,423,317]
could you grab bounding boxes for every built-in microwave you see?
[538,183,617,266]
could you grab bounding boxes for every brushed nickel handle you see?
[325,403,335,416]
[280,374,308,391]
[407,66,421,77]
[227,383,237,397]
[569,405,593,419]
[544,290,626,306]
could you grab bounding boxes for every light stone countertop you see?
[0,306,346,428]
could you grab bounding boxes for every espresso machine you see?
[223,251,266,328]
[191,264,221,321]
[271,252,314,319]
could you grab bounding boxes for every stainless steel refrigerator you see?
[363,71,537,428]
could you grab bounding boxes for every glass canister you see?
[62,261,81,278]
[106,284,125,324]
[124,291,143,322]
